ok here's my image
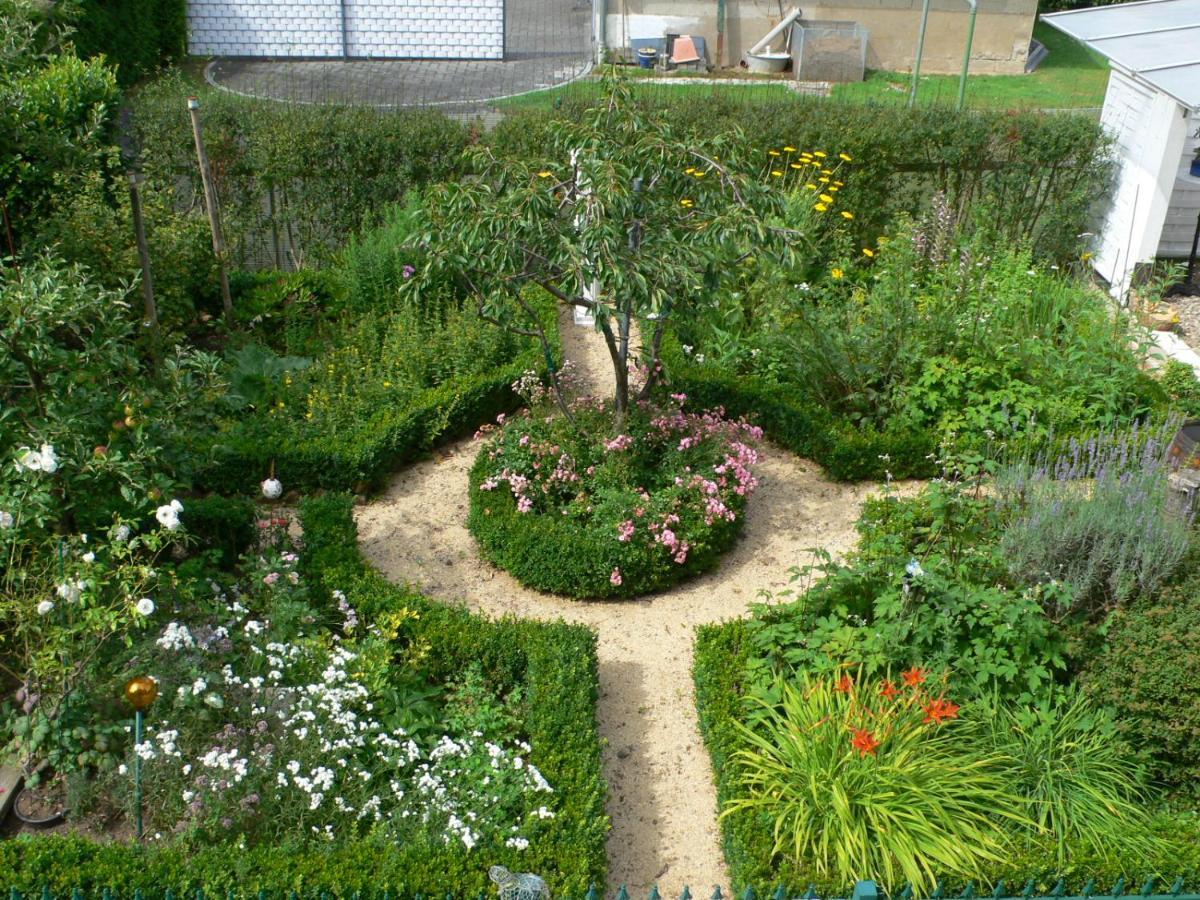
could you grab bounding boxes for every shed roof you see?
[1042,0,1200,110]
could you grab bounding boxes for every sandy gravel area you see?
[355,312,914,894]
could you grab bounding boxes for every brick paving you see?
[205,0,592,107]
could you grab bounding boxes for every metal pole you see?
[956,0,979,111]
[716,0,726,67]
[187,97,234,326]
[134,708,144,840]
[127,173,160,367]
[908,0,932,108]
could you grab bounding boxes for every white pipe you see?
[748,6,801,56]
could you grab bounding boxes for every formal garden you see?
[2,0,1200,896]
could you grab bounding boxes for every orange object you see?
[671,34,701,64]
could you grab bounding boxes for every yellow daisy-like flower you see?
[768,150,781,156]
[771,170,783,177]
[841,211,855,220]
[834,180,845,187]
[814,151,828,158]
[831,267,844,278]
[790,162,803,169]
[862,248,875,257]
[685,167,696,174]
[818,176,830,183]
[680,199,693,206]
[829,186,840,193]
[694,171,707,178]
[537,171,554,178]
[815,202,828,212]
[783,146,797,152]
[839,152,853,162]
[819,193,834,203]
[805,183,818,190]
[1081,251,1094,261]
[821,168,834,175]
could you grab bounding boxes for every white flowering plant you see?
[83,537,557,853]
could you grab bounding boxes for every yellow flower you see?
[1081,251,1094,261]
[815,203,828,212]
[819,176,830,183]
[771,170,783,177]
[790,162,803,169]
[878,236,890,245]
[537,171,553,178]
[805,183,818,190]
[685,167,696,174]
[819,193,834,203]
[814,151,828,158]
[783,146,797,152]
[694,171,707,178]
[768,150,781,156]
[821,168,833,175]
[834,180,845,187]
[841,210,855,220]
[383,380,392,387]
[839,152,853,162]
[831,267,844,278]
[862,248,875,257]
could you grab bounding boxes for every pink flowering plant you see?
[469,381,762,598]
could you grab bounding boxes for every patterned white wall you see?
[187,0,505,59]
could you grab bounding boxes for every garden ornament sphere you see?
[261,477,283,500]
[123,675,158,710]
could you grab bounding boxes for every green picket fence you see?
[8,879,1200,900]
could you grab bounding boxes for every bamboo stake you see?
[187,97,234,325]
[126,172,160,367]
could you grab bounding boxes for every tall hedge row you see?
[70,0,187,86]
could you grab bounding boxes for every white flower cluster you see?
[139,593,556,852]
[155,499,184,531]
[17,444,58,474]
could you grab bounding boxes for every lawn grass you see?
[830,21,1111,110]
[494,78,800,110]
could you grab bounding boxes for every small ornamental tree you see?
[419,79,806,418]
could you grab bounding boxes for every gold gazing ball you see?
[124,675,158,710]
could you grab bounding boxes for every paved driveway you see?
[205,0,592,107]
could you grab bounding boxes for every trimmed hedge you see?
[179,494,256,569]
[198,360,535,495]
[693,620,1200,895]
[466,444,745,599]
[662,340,937,483]
[1,495,608,897]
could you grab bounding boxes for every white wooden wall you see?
[1093,69,1191,297]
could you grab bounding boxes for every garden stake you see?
[126,172,160,368]
[124,675,158,839]
[187,97,234,326]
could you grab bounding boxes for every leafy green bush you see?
[974,688,1154,864]
[230,269,349,357]
[725,669,1024,894]
[179,495,256,569]
[69,0,185,85]
[695,621,1200,895]
[468,393,758,598]
[1080,588,1200,799]
[746,488,1067,701]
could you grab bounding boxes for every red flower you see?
[901,667,927,687]
[879,680,900,699]
[851,729,880,757]
[834,674,854,694]
[923,698,960,725]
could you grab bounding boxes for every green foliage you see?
[726,670,1026,894]
[130,76,470,267]
[996,424,1193,615]
[746,487,1067,701]
[179,495,256,570]
[694,621,1200,895]
[974,688,1155,865]
[1080,584,1200,799]
[230,269,348,356]
[0,49,118,249]
[490,92,1111,264]
[68,0,186,85]
[1159,359,1200,417]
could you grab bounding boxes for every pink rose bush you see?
[469,391,762,598]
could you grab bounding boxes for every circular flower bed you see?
[468,393,762,599]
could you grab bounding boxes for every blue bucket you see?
[636,47,657,68]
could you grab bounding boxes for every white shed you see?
[1044,0,1200,297]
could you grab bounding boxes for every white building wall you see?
[1093,68,1190,297]
[187,0,505,59]
[1159,107,1200,258]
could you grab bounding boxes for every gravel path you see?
[355,313,915,894]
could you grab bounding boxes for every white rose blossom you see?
[136,597,156,616]
[17,444,58,474]
[36,599,54,616]
[155,499,183,531]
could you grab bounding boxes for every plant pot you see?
[11,776,67,828]
[636,48,658,69]
[1190,157,1200,178]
